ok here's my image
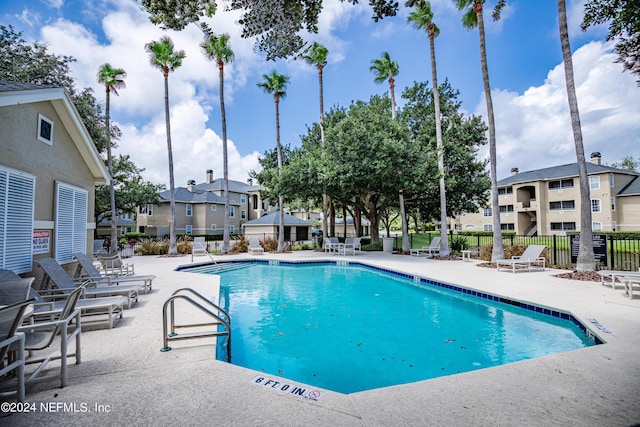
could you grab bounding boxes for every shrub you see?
[262,237,278,252]
[231,237,248,253]
[450,236,469,253]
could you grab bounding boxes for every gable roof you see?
[194,177,262,193]
[0,81,110,185]
[243,211,313,227]
[618,177,640,196]
[498,162,638,187]
[159,188,241,205]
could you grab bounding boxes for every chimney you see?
[187,180,196,192]
[511,168,519,176]
[247,178,253,186]
[590,152,601,165]
[206,169,214,184]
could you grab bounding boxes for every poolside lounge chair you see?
[0,299,33,401]
[340,237,362,255]
[410,236,441,257]
[97,252,135,276]
[73,253,154,294]
[496,245,546,273]
[597,270,640,290]
[621,274,640,299]
[248,236,264,255]
[0,269,125,330]
[35,258,140,309]
[17,286,83,388]
[93,239,107,256]
[324,237,340,253]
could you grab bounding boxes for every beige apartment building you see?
[457,153,640,235]
[136,170,267,236]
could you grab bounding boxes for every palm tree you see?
[408,1,450,256]
[145,36,186,256]
[370,52,410,252]
[558,0,595,271]
[97,63,126,253]
[257,70,290,252]
[455,0,503,261]
[301,42,330,240]
[201,32,234,254]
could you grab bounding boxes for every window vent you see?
[37,113,54,145]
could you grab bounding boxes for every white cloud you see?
[474,41,640,178]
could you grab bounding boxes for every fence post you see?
[552,234,557,266]
[609,234,615,270]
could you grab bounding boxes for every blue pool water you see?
[190,261,597,394]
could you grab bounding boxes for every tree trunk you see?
[105,89,118,253]
[318,66,329,241]
[476,6,504,261]
[164,70,178,255]
[558,0,595,271]
[220,62,230,254]
[275,95,285,252]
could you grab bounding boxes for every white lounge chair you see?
[248,236,264,255]
[410,236,441,257]
[340,237,362,255]
[97,252,135,276]
[73,253,154,294]
[324,237,340,253]
[597,270,640,290]
[496,245,547,273]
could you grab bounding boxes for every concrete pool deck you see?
[4,251,640,426]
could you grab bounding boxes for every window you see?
[499,205,514,213]
[483,224,493,231]
[610,174,615,188]
[592,222,603,231]
[612,221,617,231]
[229,225,235,233]
[591,199,601,213]
[589,176,600,190]
[185,225,192,234]
[611,197,616,211]
[241,194,247,204]
[483,208,492,217]
[120,213,132,220]
[0,166,35,274]
[140,204,153,216]
[210,224,217,230]
[550,222,576,231]
[37,113,54,145]
[55,182,88,263]
[501,223,515,230]
[497,186,513,195]
[229,206,235,218]
[463,224,476,229]
[186,204,193,217]
[211,205,217,212]
[241,210,246,220]
[549,200,575,210]
[548,179,574,190]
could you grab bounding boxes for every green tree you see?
[408,0,450,255]
[611,155,640,171]
[201,32,234,254]
[95,155,164,226]
[581,0,640,85]
[454,0,504,261]
[141,0,217,30]
[97,63,127,253]
[301,41,330,239]
[257,70,290,252]
[145,36,186,255]
[370,51,411,251]
[558,0,595,271]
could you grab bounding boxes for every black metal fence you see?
[403,233,640,271]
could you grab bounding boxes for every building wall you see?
[617,196,640,230]
[0,101,97,260]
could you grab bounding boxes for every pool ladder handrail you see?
[161,288,231,362]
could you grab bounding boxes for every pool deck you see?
[5,251,640,426]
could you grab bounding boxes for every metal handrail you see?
[161,288,231,362]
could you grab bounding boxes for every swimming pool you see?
[185,261,598,394]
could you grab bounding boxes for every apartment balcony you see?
[516,200,538,211]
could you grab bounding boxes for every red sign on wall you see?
[33,230,50,255]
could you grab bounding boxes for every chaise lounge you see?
[496,245,547,273]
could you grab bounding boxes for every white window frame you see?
[483,224,493,231]
[55,181,88,263]
[241,194,247,204]
[0,166,36,274]
[229,206,235,218]
[611,197,616,211]
[37,113,54,145]
[210,224,217,231]
[589,176,600,190]
[483,208,492,217]
[211,205,217,212]
[229,225,235,233]
[185,225,192,234]
[591,199,601,213]
[241,210,246,220]
[592,221,603,231]
[186,203,193,217]
[610,174,615,188]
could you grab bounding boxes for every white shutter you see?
[55,182,88,263]
[0,167,35,274]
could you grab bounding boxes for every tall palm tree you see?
[558,0,595,271]
[145,36,186,256]
[370,52,410,251]
[97,63,126,253]
[202,32,234,254]
[408,1,450,256]
[257,70,290,252]
[301,42,330,240]
[455,0,503,261]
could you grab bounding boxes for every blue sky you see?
[2,0,639,188]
